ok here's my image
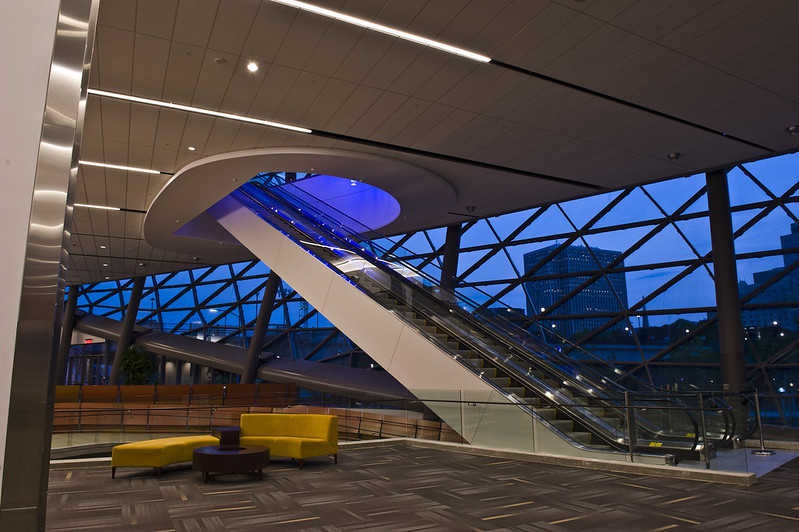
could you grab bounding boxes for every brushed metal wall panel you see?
[0,0,98,529]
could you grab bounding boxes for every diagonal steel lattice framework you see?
[72,154,799,424]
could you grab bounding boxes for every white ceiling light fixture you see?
[269,0,491,63]
[87,88,312,134]
[79,160,162,174]
[74,203,121,211]
[247,61,259,72]
[187,146,196,151]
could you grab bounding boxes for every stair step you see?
[490,377,511,388]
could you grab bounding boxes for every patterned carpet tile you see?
[46,446,799,531]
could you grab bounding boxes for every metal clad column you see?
[109,276,146,385]
[56,287,79,385]
[242,272,281,383]
[706,169,746,390]
[440,224,462,301]
[0,0,98,528]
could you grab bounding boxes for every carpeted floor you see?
[46,444,799,531]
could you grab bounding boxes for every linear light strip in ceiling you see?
[79,160,164,174]
[74,203,120,211]
[270,0,491,63]
[87,88,313,134]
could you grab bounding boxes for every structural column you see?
[242,271,281,383]
[440,224,462,301]
[108,276,146,385]
[0,0,98,528]
[56,287,79,385]
[706,169,746,390]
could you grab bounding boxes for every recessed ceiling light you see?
[104,276,110,280]
[187,146,196,151]
[88,89,312,134]
[269,0,490,63]
[666,152,681,161]
[79,160,162,174]
[102,263,108,267]
[74,203,121,211]
[99,245,106,249]
[786,125,799,135]
[247,61,259,72]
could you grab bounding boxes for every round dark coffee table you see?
[192,445,270,483]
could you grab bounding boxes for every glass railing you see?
[51,386,773,473]
[232,179,747,461]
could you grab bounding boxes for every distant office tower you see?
[523,244,628,337]
[738,223,799,330]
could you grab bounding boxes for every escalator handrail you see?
[234,184,709,455]
[249,177,650,396]
[245,181,625,401]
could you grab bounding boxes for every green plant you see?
[120,346,157,385]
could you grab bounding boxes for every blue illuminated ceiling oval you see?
[270,174,401,232]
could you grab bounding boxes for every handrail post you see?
[624,391,636,463]
[698,393,711,469]
[751,390,776,456]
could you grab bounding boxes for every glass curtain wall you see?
[70,153,799,424]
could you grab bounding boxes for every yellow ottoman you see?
[111,435,219,478]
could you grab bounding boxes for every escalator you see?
[208,176,742,463]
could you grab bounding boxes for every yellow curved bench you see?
[239,413,337,469]
[111,435,219,478]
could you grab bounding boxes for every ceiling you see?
[69,0,799,286]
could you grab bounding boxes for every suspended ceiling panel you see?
[69,0,799,285]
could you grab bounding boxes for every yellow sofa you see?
[111,435,219,478]
[239,413,338,469]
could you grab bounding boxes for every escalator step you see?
[550,419,573,431]
[537,408,557,420]
[569,432,592,445]
[600,417,623,429]
[464,357,483,368]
